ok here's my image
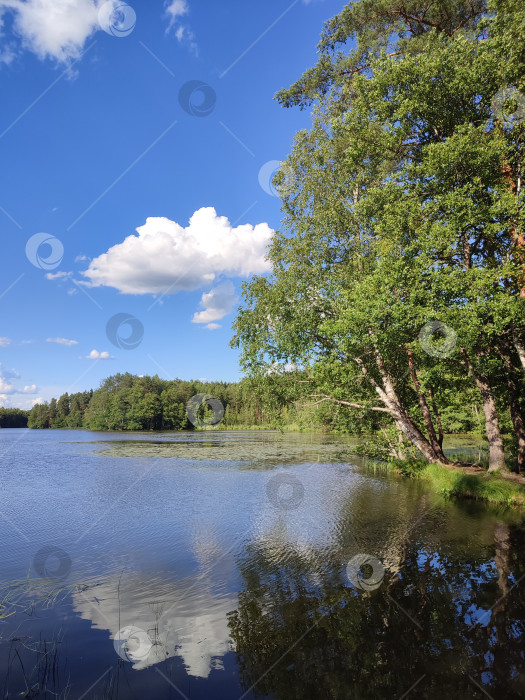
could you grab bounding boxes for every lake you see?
[0,429,524,699]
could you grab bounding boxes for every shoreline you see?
[385,459,525,508]
[6,425,524,507]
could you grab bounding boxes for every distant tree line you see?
[0,408,30,428]
[26,371,491,438]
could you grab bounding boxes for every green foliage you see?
[28,370,485,434]
[28,390,92,429]
[0,408,29,428]
[232,0,525,472]
[389,457,430,478]
[27,372,341,433]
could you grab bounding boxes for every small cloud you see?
[31,397,43,406]
[0,365,19,381]
[0,45,16,65]
[165,0,188,28]
[192,281,238,325]
[47,337,78,346]
[0,337,11,347]
[86,349,114,360]
[0,364,18,394]
[0,378,14,394]
[164,0,198,53]
[22,384,38,394]
[21,339,34,344]
[205,323,220,330]
[75,254,89,262]
[46,271,72,280]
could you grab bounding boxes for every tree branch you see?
[337,51,402,78]
[298,394,389,412]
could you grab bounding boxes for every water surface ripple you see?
[0,429,523,699]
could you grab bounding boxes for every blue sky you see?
[0,0,344,408]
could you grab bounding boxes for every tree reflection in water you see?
[228,508,525,700]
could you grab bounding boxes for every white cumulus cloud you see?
[0,0,100,63]
[192,281,238,327]
[86,349,113,360]
[0,337,11,346]
[47,337,78,346]
[22,384,38,393]
[0,0,150,64]
[82,207,272,295]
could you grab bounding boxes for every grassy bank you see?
[389,459,525,507]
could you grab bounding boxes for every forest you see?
[26,373,344,432]
[0,408,29,428]
[27,368,505,444]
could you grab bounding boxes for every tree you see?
[232,0,525,471]
[0,408,29,428]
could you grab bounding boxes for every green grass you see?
[389,459,525,507]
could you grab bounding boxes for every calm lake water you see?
[0,429,524,699]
